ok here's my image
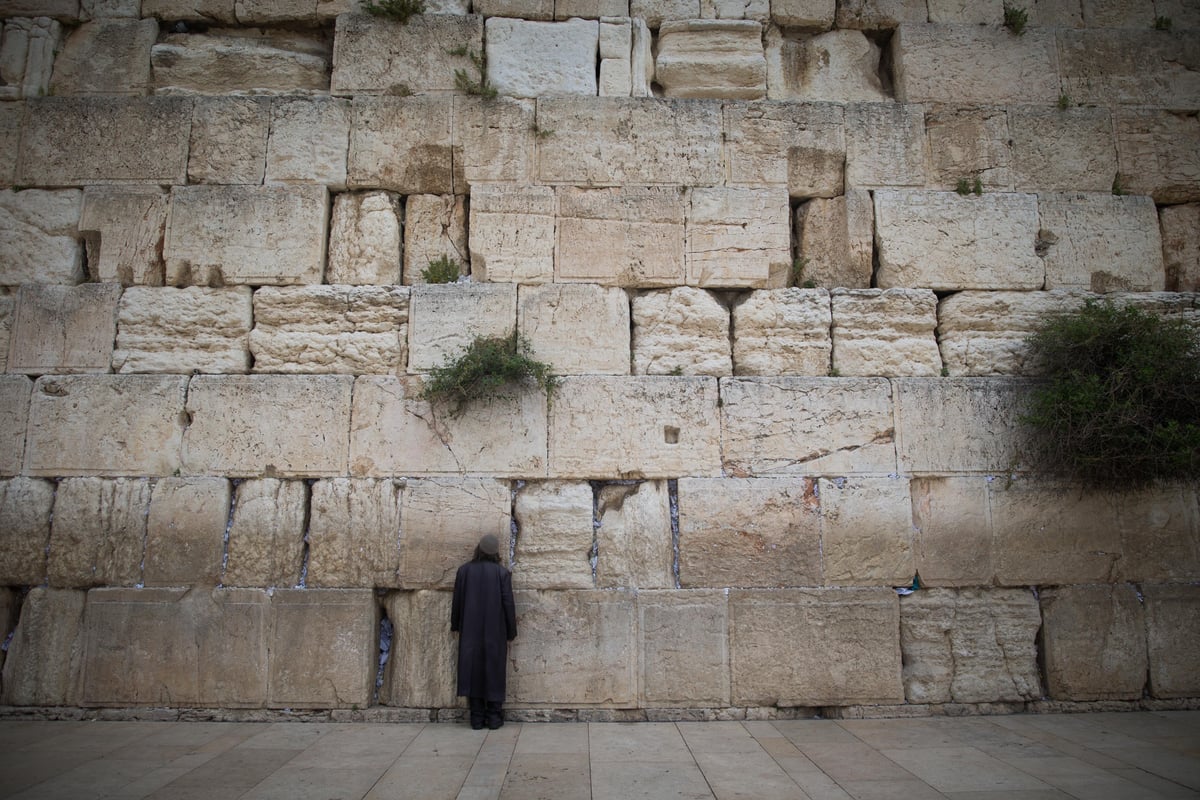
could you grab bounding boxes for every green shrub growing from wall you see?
[421,333,556,415]
[421,255,462,284]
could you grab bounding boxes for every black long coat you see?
[450,559,517,702]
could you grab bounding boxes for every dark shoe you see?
[485,701,504,730]
[468,697,485,730]
[471,720,485,731]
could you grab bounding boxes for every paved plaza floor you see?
[0,711,1196,799]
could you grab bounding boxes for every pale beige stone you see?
[508,590,636,705]
[1,588,85,706]
[836,0,926,27]
[327,191,403,286]
[632,287,730,376]
[469,185,555,284]
[926,0,1002,22]
[265,97,350,188]
[143,478,230,587]
[720,377,897,476]
[6,283,120,375]
[630,16,652,95]
[1025,0,1083,25]
[687,187,791,288]
[475,0,552,20]
[403,195,468,285]
[406,283,517,372]
[677,477,820,588]
[1144,584,1200,700]
[559,0,628,17]
[731,288,831,376]
[820,476,914,586]
[518,284,631,375]
[795,191,874,288]
[165,185,329,287]
[910,476,992,587]
[599,58,631,96]
[0,17,63,99]
[348,97,453,194]
[639,590,729,706]
[630,0,699,26]
[151,31,330,93]
[0,188,84,285]
[766,29,888,103]
[187,96,269,185]
[924,106,1014,192]
[382,590,458,708]
[655,20,766,100]
[1058,30,1200,109]
[0,478,54,585]
[513,481,594,590]
[114,286,253,374]
[332,13,483,95]
[595,480,673,589]
[730,588,902,705]
[770,0,834,27]
[702,0,766,17]
[894,378,1031,474]
[724,101,845,197]
[308,478,403,589]
[1162,204,1200,292]
[1115,484,1200,584]
[401,478,512,589]
[142,0,236,23]
[49,18,156,95]
[237,0,358,23]
[549,376,721,479]
[1114,109,1200,205]
[269,588,377,708]
[1009,107,1116,194]
[1041,584,1147,701]
[555,185,685,287]
[831,288,941,378]
[0,103,22,185]
[223,479,307,588]
[900,588,1042,704]
[79,187,168,286]
[25,376,187,477]
[453,96,536,191]
[845,103,927,188]
[874,190,1043,290]
[486,17,598,98]
[1039,193,1165,292]
[48,477,151,588]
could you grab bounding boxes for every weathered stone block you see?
[238,0,354,23]
[894,378,1030,474]
[332,14,483,95]
[0,588,14,674]
[79,187,168,286]
[165,185,329,287]
[910,476,991,587]
[639,590,730,706]
[1041,584,1147,701]
[269,589,377,708]
[0,478,54,585]
[1,588,85,706]
[25,376,186,477]
[731,289,831,376]
[924,105,1013,192]
[1009,107,1116,194]
[770,0,833,27]
[1162,204,1200,292]
[795,190,874,288]
[518,284,631,375]
[820,476,914,586]
[0,103,22,185]
[513,481,594,590]
[1114,109,1200,205]
[845,103,927,188]
[49,18,156,95]
[403,195,468,285]
[508,590,636,705]
[559,0,628,17]
[687,187,791,288]
[723,101,845,198]
[406,283,516,372]
[937,290,1088,377]
[0,17,62,100]
[836,0,926,27]
[874,190,1043,290]
[187,96,269,185]
[656,20,766,100]
[730,588,902,705]
[549,376,721,478]
[599,57,631,96]
[453,96,536,191]
[1059,30,1200,109]
[348,97,453,194]
[1079,0,1144,26]
[927,0,1003,22]
[555,186,685,287]
[0,188,84,285]
[265,97,350,188]
[1144,584,1200,700]
[223,479,307,588]
[6,283,119,375]
[766,29,887,103]
[151,31,330,93]
[720,377,896,476]
[1039,193,1165,292]
[327,191,403,286]
[475,0,552,20]
[469,184,556,284]
[630,0,698,26]
[594,480,673,590]
[900,588,1042,704]
[830,288,940,378]
[114,286,253,374]
[143,478,230,587]
[382,590,458,708]
[142,0,235,23]
[678,477,819,588]
[632,287,731,376]
[307,478,403,589]
[400,478,512,589]
[487,17,598,98]
[48,477,151,588]
[1115,484,1200,584]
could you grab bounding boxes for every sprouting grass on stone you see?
[1154,16,1172,30]
[447,45,497,99]
[362,0,425,23]
[1003,4,1028,35]
[1057,93,1071,110]
[421,255,461,284]
[421,333,556,415]
[791,256,814,288]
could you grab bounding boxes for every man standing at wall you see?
[451,534,518,730]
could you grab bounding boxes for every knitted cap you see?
[478,534,500,555]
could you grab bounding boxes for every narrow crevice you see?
[374,603,393,705]
[589,480,602,584]
[296,479,317,589]
[668,478,681,589]
[218,478,240,588]
[868,189,880,289]
[865,29,896,98]
[509,480,523,567]
[136,477,153,589]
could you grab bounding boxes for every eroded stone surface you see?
[268,589,377,708]
[556,186,685,287]
[766,29,887,103]
[382,590,458,708]
[1039,193,1165,292]
[513,481,594,590]
[50,17,156,95]
[400,478,512,589]
[911,476,991,587]
[1058,29,1200,109]
[469,184,555,284]
[327,191,402,286]
[1117,484,1200,584]
[936,290,1087,377]
[265,97,350,188]
[223,479,307,588]
[731,289,831,377]
[348,97,453,194]
[114,286,252,374]
[632,287,731,376]
[307,478,402,589]
[407,282,516,373]
[0,188,84,285]
[794,191,874,288]
[1009,107,1116,193]
[724,101,844,198]
[1,588,85,706]
[487,17,598,98]
[1144,584,1200,700]
[687,187,791,288]
[332,14,483,95]
[1114,109,1200,205]
[6,283,120,375]
[143,478,230,588]
[403,195,468,285]
[924,105,1013,192]
[820,476,914,586]
[0,477,54,585]
[79,187,168,286]
[187,96,269,185]
[639,590,729,706]
[1041,584,1147,701]
[519,283,630,375]
[453,96,536,192]
[655,20,766,100]
[151,30,329,93]
[1162,204,1200,292]
[831,288,940,377]
[48,477,151,588]
[845,103,927,188]
[894,378,1030,474]
[836,0,926,28]
[595,480,673,589]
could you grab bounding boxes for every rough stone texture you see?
[508,590,636,705]
[250,285,409,374]
[223,479,307,588]
[81,0,143,14]
[770,0,834,27]
[910,476,991,587]
[6,283,120,375]
[269,589,378,708]
[48,477,151,588]
[731,289,831,376]
[1059,30,1200,109]
[143,478,230,587]
[187,96,269,185]
[845,103,927,188]
[406,283,516,372]
[937,290,1088,377]
[1144,584,1200,700]
[924,106,1013,192]
[25,376,187,477]
[469,184,555,284]
[723,101,844,198]
[0,478,54,585]
[820,476,914,586]
[558,0,628,17]
[513,481,594,590]
[307,479,402,589]
[518,284,630,375]
[326,191,402,286]
[599,56,631,96]
[49,18,156,95]
[1041,584,1147,701]
[332,14,483,96]
[630,0,698,26]
[0,588,14,674]
[79,187,168,286]
[1009,107,1117,194]
[795,191,873,288]
[549,376,721,478]
[382,590,458,708]
[595,480,673,590]
[655,20,766,100]
[874,190,1043,291]
[0,17,63,100]
[1114,109,1200,205]
[835,0,926,27]
[452,96,536,192]
[639,590,730,706]
[142,0,236,23]
[830,289,940,378]
[114,286,253,374]
[720,377,897,476]
[486,17,598,99]
[404,195,468,285]
[555,186,686,287]
[632,287,731,376]
[164,185,329,287]
[926,0,1003,22]
[1114,484,1200,585]
[0,188,84,285]
[348,97,453,195]
[151,31,329,93]
[687,187,791,288]
[400,478,512,589]
[265,97,350,189]
[677,477,820,588]
[1,588,85,707]
[1039,193,1165,292]
[0,103,22,185]
[730,588,902,706]
[1162,204,1200,292]
[899,588,1043,704]
[766,29,888,103]
[894,378,1030,474]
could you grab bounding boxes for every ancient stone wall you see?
[0,0,1198,718]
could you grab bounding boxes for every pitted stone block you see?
[328,191,403,286]
[48,477,151,588]
[404,195,468,285]
[349,97,453,194]
[686,187,790,288]
[1114,484,1200,584]
[143,0,235,23]
[0,478,53,585]
[924,106,1013,192]
[632,287,731,376]
[223,479,307,588]
[407,282,516,372]
[595,480,673,589]
[382,590,458,708]
[1058,29,1200,109]
[332,13,483,95]
[555,186,685,287]
[79,187,168,286]
[474,0,552,19]
[469,185,556,284]
[513,480,594,590]
[269,588,378,708]
[114,286,253,374]
[6,283,119,375]
[0,103,22,185]
[187,96,269,185]
[265,97,350,189]
[1009,107,1116,193]
[795,191,874,288]
[151,31,329,93]
[1162,204,1200,292]
[820,476,914,586]
[894,378,1030,474]
[518,284,630,375]
[0,17,63,100]
[937,290,1089,377]
[143,478,230,587]
[731,288,831,377]
[831,288,940,378]
[1039,193,1165,292]
[1144,584,1200,700]
[1041,584,1147,701]
[486,17,598,98]
[0,188,83,285]
[1114,109,1200,205]
[1,588,85,706]
[639,590,729,706]
[49,18,156,95]
[911,476,992,587]
[770,0,834,27]
[845,103,927,188]
[308,478,403,589]
[400,478,512,589]
[655,20,766,100]
[836,0,925,28]
[723,101,844,198]
[631,0,699,26]
[453,96,536,192]
[766,29,888,103]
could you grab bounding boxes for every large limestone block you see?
[187,96,269,185]
[452,96,537,191]
[164,185,328,287]
[599,56,631,96]
[559,0,628,17]
[469,184,555,284]
[937,290,1087,377]
[830,288,941,378]
[250,285,409,375]
[0,17,62,100]
[25,376,186,477]
[0,478,54,585]
[518,284,631,375]
[549,376,721,478]
[348,97,453,194]
[899,588,1042,704]
[382,590,458,708]
[927,0,1003,22]
[264,97,350,188]
[894,378,1030,474]
[1114,484,1200,584]
[6,283,120,375]
[1162,204,1200,292]
[723,101,844,198]
[17,97,191,186]
[151,31,330,93]
[48,477,151,588]
[1,588,85,706]
[1039,193,1165,292]
[0,188,84,285]
[874,190,1043,290]
[332,14,483,95]
[720,377,897,476]
[269,589,377,708]
[910,476,992,587]
[1144,584,1200,700]
[555,186,686,287]
[508,590,636,705]
[486,17,598,98]
[686,187,791,289]
[1009,108,1116,194]
[795,191,874,288]
[406,283,516,372]
[820,476,914,585]
[731,289,831,376]
[836,0,926,27]
[49,18,156,95]
[308,479,402,589]
[595,480,673,589]
[677,477,820,588]
[1079,0,1146,26]
[142,0,236,23]
[730,588,902,705]
[536,97,723,186]
[403,195,468,285]
[0,103,22,185]
[0,296,10,376]
[79,187,168,286]
[770,0,834,27]
[143,478,230,587]
[632,287,731,376]
[1114,109,1200,204]
[328,191,403,286]
[639,590,730,706]
[631,0,699,26]
[237,0,356,23]
[350,375,547,477]
[1041,584,1147,701]
[114,286,253,374]
[513,481,594,590]
[1058,30,1200,109]
[655,20,766,100]
[924,106,1013,192]
[845,103,927,188]
[401,478,512,589]
[223,479,307,588]
[766,29,888,103]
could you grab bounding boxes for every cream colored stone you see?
[1059,30,1200,109]
[633,287,730,376]
[401,478,512,589]
[25,376,186,477]
[731,288,831,376]
[595,480,673,589]
[48,477,151,588]
[6,283,119,375]
[1009,107,1117,194]
[1144,584,1200,700]
[1041,584,1147,701]
[600,16,630,57]
[1162,204,1200,292]
[900,588,1042,704]
[874,190,1043,290]
[453,96,536,191]
[187,96,269,185]
[79,187,168,286]
[165,185,329,287]
[151,31,330,93]
[845,103,927,188]
[469,185,555,284]
[382,590,458,708]
[720,377,897,476]
[403,195,468,285]
[730,588,902,705]
[555,185,685,287]
[0,189,84,285]
[831,288,941,378]
[486,17,598,98]
[795,191,874,288]
[630,0,698,26]
[1040,193,1165,292]
[687,187,791,288]
[926,0,1002,22]
[1115,484,1200,584]
[911,476,992,587]
[327,191,402,286]
[630,16,652,96]
[513,481,594,590]
[307,478,403,589]
[265,97,350,188]
[0,478,53,585]
[766,29,887,103]
[142,0,235,23]
[559,0,628,17]
[237,0,347,22]
[50,18,156,95]
[639,590,730,706]
[518,284,631,375]
[114,286,252,374]
[836,0,925,27]
[223,479,307,588]
[724,101,844,198]
[1,588,84,706]
[475,0,552,20]
[820,476,914,586]
[349,97,453,194]
[655,20,766,100]
[894,378,1031,474]
[407,283,516,372]
[143,478,230,587]
[1114,109,1200,205]
[269,589,378,708]
[770,0,834,27]
[549,376,721,479]
[331,13,483,95]
[924,106,1013,192]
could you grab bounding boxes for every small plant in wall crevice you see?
[1003,3,1028,35]
[421,255,463,284]
[421,333,556,415]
